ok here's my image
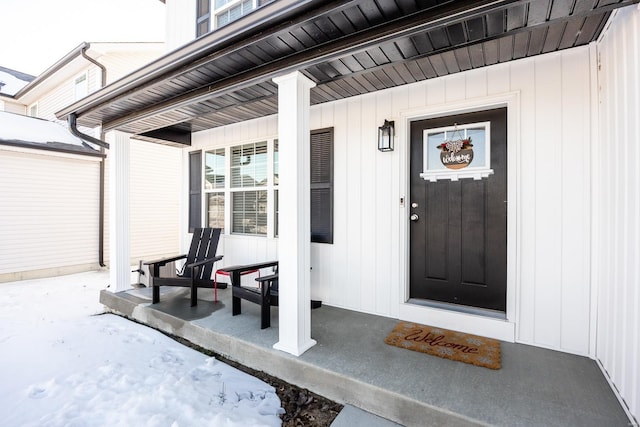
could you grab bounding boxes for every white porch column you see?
[272,71,316,356]
[109,131,131,291]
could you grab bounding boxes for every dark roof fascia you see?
[76,0,517,132]
[13,42,90,99]
[58,0,526,130]
[54,0,327,121]
[0,139,105,158]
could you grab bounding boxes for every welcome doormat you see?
[384,322,501,370]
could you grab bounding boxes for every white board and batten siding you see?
[190,46,595,356]
[0,148,101,281]
[164,0,197,51]
[595,5,640,422]
[309,48,593,356]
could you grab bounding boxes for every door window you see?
[420,121,493,182]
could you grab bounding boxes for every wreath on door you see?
[437,124,473,170]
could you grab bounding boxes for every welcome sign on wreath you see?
[420,121,494,182]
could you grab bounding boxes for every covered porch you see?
[55,0,640,423]
[100,284,629,426]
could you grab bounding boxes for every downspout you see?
[68,112,110,267]
[80,45,108,267]
[81,45,107,87]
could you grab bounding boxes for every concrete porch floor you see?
[100,285,631,427]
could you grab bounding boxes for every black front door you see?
[409,108,507,312]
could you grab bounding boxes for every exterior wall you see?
[595,5,640,422]
[102,138,182,266]
[1,45,176,282]
[129,140,182,263]
[18,44,163,124]
[190,46,594,355]
[190,116,280,270]
[310,48,592,355]
[165,0,197,51]
[0,147,101,282]
[0,98,25,114]
[33,66,99,124]
[98,48,165,84]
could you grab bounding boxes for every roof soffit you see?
[59,0,639,139]
[63,0,521,130]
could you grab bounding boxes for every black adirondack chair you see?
[146,228,223,307]
[216,261,278,329]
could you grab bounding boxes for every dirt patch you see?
[170,335,343,426]
[224,357,342,426]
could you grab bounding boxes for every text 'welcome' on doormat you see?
[384,322,501,370]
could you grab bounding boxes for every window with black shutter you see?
[189,151,202,232]
[310,128,333,244]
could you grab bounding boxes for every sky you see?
[0,0,166,76]
[0,271,284,426]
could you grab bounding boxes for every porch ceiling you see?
[56,0,638,147]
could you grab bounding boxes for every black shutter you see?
[189,151,202,233]
[310,128,333,244]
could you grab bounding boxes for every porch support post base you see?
[273,338,317,358]
[109,131,131,292]
[272,70,316,357]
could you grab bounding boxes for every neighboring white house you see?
[55,1,640,423]
[0,42,182,282]
[0,66,33,113]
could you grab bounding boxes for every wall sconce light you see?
[378,120,394,152]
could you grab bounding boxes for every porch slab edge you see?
[99,290,486,427]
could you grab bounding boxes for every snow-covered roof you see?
[0,66,34,96]
[0,111,101,156]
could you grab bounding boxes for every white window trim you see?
[28,102,38,117]
[420,121,493,182]
[214,0,254,15]
[398,92,520,343]
[213,0,257,30]
[202,136,279,238]
[229,139,269,236]
[204,147,226,232]
[74,71,89,101]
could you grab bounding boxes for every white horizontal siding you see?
[30,47,160,123]
[595,5,640,422]
[0,99,25,115]
[99,50,163,84]
[102,139,182,266]
[32,68,90,123]
[0,149,100,276]
[129,140,182,262]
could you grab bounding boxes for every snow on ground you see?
[0,271,284,427]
